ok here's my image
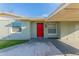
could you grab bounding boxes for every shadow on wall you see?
[60,21,79,40]
[50,39,79,55]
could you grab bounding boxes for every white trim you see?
[48,3,70,19]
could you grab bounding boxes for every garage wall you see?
[74,22,79,40]
[0,19,31,40]
[60,22,77,40]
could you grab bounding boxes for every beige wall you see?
[60,21,79,40]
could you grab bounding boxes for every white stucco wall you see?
[0,17,31,40]
[44,23,48,38]
[0,20,10,39]
[31,22,37,38]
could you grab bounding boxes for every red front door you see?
[37,23,44,38]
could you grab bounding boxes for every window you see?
[12,26,21,32]
[48,29,56,33]
[48,23,57,34]
[11,22,22,33]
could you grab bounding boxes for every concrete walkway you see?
[0,41,63,56]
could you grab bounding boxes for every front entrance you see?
[37,23,44,39]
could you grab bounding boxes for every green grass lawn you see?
[0,40,29,49]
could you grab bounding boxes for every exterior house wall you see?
[0,20,10,39]
[30,21,79,40]
[0,17,31,40]
[31,22,48,39]
[60,22,79,40]
[31,22,59,39]
[31,22,47,39]
[8,21,31,40]
[0,17,60,40]
[44,23,48,38]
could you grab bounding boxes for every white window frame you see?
[48,23,57,35]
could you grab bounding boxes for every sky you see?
[0,3,61,18]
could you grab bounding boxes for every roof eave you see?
[48,3,70,20]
